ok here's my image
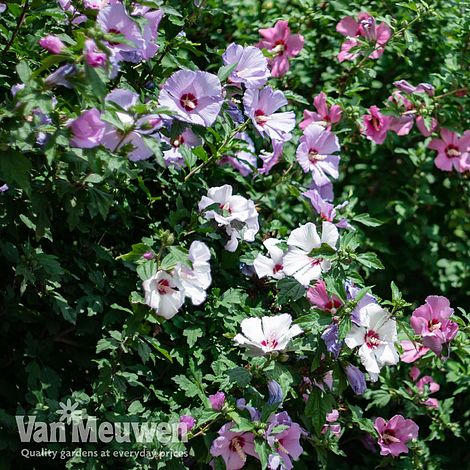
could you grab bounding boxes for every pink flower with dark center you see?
[307,280,342,313]
[69,108,106,148]
[257,20,304,77]
[163,128,202,167]
[336,12,392,62]
[374,415,419,457]
[410,295,459,355]
[38,35,65,54]
[210,423,258,470]
[428,128,470,173]
[362,105,391,144]
[244,86,295,141]
[159,70,223,127]
[300,92,342,130]
[296,124,340,186]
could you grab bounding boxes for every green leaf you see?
[356,252,384,270]
[183,326,204,348]
[277,277,306,304]
[226,367,252,387]
[217,63,237,82]
[254,438,270,469]
[159,246,189,271]
[16,62,32,84]
[136,261,157,281]
[0,150,32,196]
[172,375,201,398]
[353,213,383,227]
[305,388,336,434]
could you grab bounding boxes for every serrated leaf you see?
[277,277,305,304]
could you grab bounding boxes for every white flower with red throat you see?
[234,313,303,356]
[143,271,185,319]
[345,303,399,381]
[175,241,211,306]
[283,221,338,286]
[253,238,286,280]
[199,185,259,252]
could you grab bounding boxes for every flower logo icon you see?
[56,399,81,424]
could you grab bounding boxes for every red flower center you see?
[229,436,246,452]
[172,135,184,148]
[107,28,122,46]
[273,263,283,274]
[180,93,198,112]
[428,318,442,331]
[445,144,461,159]
[255,109,268,126]
[272,40,286,55]
[157,279,171,295]
[382,429,401,444]
[365,330,380,348]
[261,337,279,349]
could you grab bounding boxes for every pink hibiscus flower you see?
[374,415,419,457]
[428,128,470,172]
[300,92,342,130]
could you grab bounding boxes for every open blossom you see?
[266,411,303,470]
[219,132,257,176]
[143,271,185,319]
[428,129,470,173]
[283,221,339,286]
[101,89,156,161]
[253,238,286,280]
[300,92,342,130]
[84,39,107,67]
[410,295,458,355]
[345,303,399,381]
[307,280,342,313]
[257,20,304,77]
[97,3,144,61]
[296,124,341,186]
[222,43,269,88]
[69,108,106,148]
[84,0,108,8]
[362,106,391,144]
[210,423,258,470]
[175,241,211,306]
[198,185,259,252]
[38,35,65,54]
[139,8,164,60]
[163,128,202,167]
[374,415,419,457]
[159,70,223,127]
[336,12,392,62]
[244,86,295,141]
[400,340,429,363]
[234,313,303,356]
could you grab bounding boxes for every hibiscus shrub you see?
[0,0,469,469]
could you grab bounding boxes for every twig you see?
[2,1,30,58]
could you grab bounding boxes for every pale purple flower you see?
[362,105,391,144]
[58,0,87,24]
[259,140,284,175]
[321,409,341,438]
[283,222,339,286]
[346,282,377,325]
[163,128,202,167]
[11,83,25,97]
[234,314,303,356]
[84,0,108,8]
[219,132,257,176]
[84,39,107,67]
[374,415,418,457]
[303,189,350,228]
[322,322,341,358]
[410,295,458,355]
[143,251,154,260]
[257,20,304,77]
[236,399,261,421]
[300,92,342,130]
[267,380,283,406]
[266,412,303,470]
[0,4,6,14]
[38,35,65,54]
[210,423,258,470]
[69,108,106,148]
[139,9,164,60]
[45,64,76,88]
[97,3,144,61]
[0,184,8,192]
[209,392,226,411]
[244,86,295,141]
[159,70,223,127]
[296,124,340,186]
[393,80,416,94]
[345,364,367,395]
[222,43,269,88]
[309,180,334,202]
